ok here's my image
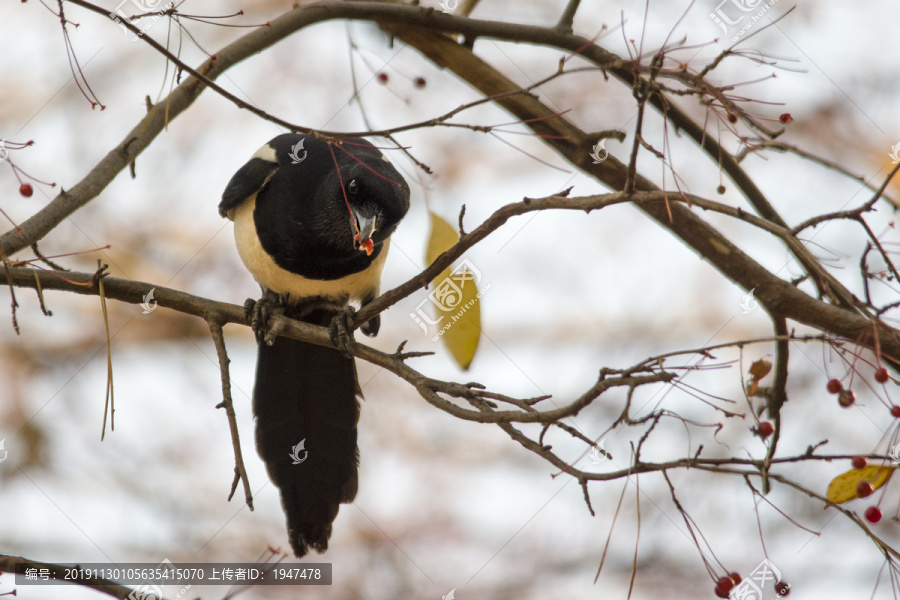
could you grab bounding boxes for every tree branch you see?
[207,319,254,511]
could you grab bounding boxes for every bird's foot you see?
[328,306,358,359]
[244,295,286,346]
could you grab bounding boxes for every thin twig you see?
[208,318,254,511]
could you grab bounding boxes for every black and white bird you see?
[219,133,410,557]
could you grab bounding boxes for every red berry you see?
[727,113,737,123]
[779,113,793,124]
[210,54,217,61]
[414,76,426,88]
[715,575,734,598]
[826,378,843,394]
[757,422,774,438]
[857,481,874,498]
[865,506,882,523]
[376,72,389,84]
[716,184,726,195]
[852,456,867,469]
[728,572,742,585]
[892,406,900,418]
[19,183,33,197]
[876,368,890,383]
[775,581,791,596]
[838,390,855,407]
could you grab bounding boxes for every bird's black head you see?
[296,136,410,255]
[220,133,410,280]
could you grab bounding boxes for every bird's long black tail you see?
[253,307,360,557]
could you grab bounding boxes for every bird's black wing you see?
[219,157,278,218]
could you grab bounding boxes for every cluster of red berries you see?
[851,456,885,524]
[715,571,791,597]
[714,573,741,598]
[826,378,855,407]
[828,371,898,414]
[375,72,427,88]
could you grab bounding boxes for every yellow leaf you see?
[425,212,483,370]
[426,212,458,267]
[826,464,896,504]
[436,266,482,369]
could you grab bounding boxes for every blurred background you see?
[2,0,900,598]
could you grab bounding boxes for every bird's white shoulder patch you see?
[251,144,278,163]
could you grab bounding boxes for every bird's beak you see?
[352,210,377,255]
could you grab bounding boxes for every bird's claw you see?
[329,306,358,359]
[245,296,285,346]
[243,298,259,329]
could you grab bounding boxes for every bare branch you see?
[207,319,254,511]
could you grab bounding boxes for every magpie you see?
[219,133,410,557]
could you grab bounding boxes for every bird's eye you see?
[348,180,359,194]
